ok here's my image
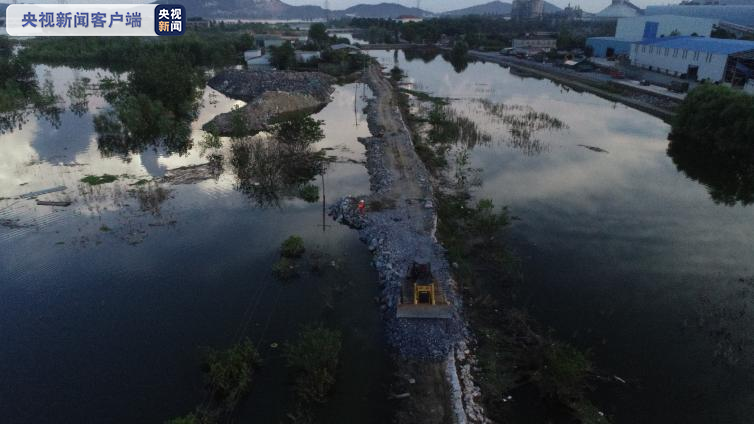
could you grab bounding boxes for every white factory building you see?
[616,15,717,40]
[629,36,754,83]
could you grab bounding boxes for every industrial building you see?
[512,36,557,50]
[587,15,718,57]
[629,36,754,83]
[646,5,754,28]
[512,0,544,19]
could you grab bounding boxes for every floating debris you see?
[20,186,67,199]
[36,200,72,207]
[578,144,609,153]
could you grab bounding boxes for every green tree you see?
[268,41,296,70]
[308,23,330,48]
[271,115,324,153]
[671,84,754,154]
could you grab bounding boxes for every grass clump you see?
[200,338,260,409]
[297,184,319,203]
[285,324,342,404]
[164,414,201,424]
[80,174,118,186]
[400,88,448,105]
[280,235,305,258]
[537,342,592,400]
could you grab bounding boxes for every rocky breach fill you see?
[205,69,336,135]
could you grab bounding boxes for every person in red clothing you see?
[357,199,366,214]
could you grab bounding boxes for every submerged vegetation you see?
[16,28,255,154]
[396,75,605,423]
[285,324,343,405]
[93,50,205,157]
[281,235,306,258]
[168,339,261,424]
[230,115,331,206]
[297,184,320,203]
[669,85,754,206]
[80,174,119,186]
[200,338,261,408]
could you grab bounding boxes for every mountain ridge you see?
[442,0,562,16]
[156,0,433,19]
[156,0,561,20]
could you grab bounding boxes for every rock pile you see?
[208,69,335,103]
[203,69,336,136]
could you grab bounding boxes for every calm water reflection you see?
[370,49,754,423]
[0,66,389,423]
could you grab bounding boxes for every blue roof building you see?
[629,36,754,82]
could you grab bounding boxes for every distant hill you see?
[341,2,431,18]
[543,1,562,13]
[443,1,513,16]
[443,0,562,16]
[155,0,433,20]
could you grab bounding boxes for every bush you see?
[284,324,342,404]
[280,235,305,258]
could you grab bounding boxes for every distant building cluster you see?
[512,0,545,20]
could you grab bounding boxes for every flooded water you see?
[369,50,754,423]
[0,66,390,423]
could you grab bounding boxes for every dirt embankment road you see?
[330,64,489,423]
[365,64,435,236]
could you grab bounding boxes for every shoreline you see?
[467,50,678,121]
[367,44,680,121]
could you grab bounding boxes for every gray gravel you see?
[208,69,335,102]
[329,72,465,360]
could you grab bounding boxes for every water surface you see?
[0,66,389,423]
[369,49,754,424]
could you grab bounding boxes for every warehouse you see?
[646,5,754,28]
[587,15,718,57]
[629,36,754,82]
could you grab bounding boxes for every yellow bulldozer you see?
[397,261,452,319]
